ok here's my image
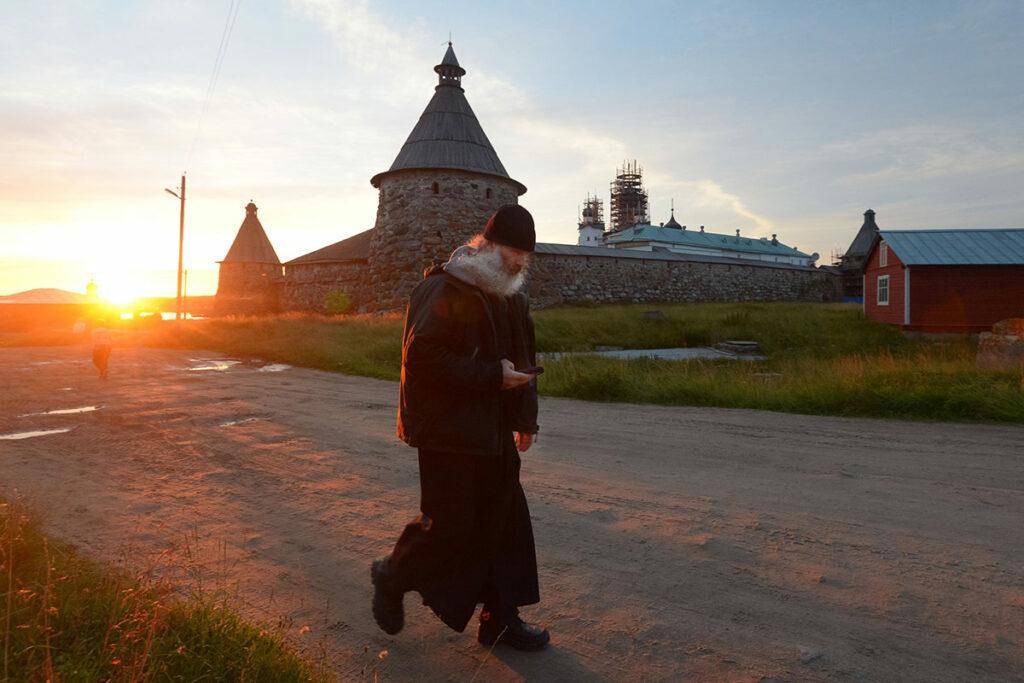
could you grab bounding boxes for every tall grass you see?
[531,302,909,357]
[156,313,405,381]
[531,304,1023,422]
[540,347,1024,422]
[13,303,1017,423]
[1,496,331,681]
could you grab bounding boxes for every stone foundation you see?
[976,318,1024,369]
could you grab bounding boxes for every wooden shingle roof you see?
[221,202,281,265]
[286,229,372,265]
[844,209,880,259]
[370,43,526,194]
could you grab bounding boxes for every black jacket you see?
[397,265,539,457]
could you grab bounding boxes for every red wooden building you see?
[863,229,1024,332]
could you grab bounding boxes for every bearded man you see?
[371,204,549,651]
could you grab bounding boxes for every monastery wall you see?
[274,244,840,315]
[279,261,367,312]
[526,250,841,309]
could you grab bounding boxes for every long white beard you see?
[448,246,527,297]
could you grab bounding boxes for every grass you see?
[153,313,405,381]
[532,303,1024,423]
[532,302,910,357]
[5,303,1022,423]
[539,347,1024,422]
[1,496,332,682]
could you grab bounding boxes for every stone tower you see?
[216,201,282,313]
[364,42,527,311]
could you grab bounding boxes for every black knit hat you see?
[483,204,536,252]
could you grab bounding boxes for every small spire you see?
[246,201,258,216]
[664,200,682,230]
[435,41,466,89]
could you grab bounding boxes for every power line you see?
[185,0,243,170]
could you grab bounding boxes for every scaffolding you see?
[579,192,605,229]
[609,160,648,232]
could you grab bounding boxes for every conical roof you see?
[370,43,526,194]
[221,202,281,264]
[664,208,682,229]
[844,209,879,258]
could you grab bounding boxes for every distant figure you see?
[371,205,550,651]
[91,324,112,380]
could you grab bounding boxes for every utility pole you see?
[165,174,186,321]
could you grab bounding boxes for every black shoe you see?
[371,558,404,635]
[477,607,550,651]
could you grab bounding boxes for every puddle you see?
[220,417,259,426]
[175,358,290,373]
[19,405,101,417]
[0,427,75,440]
[29,360,86,366]
[58,387,74,391]
[257,364,291,373]
[187,360,241,372]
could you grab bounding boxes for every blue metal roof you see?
[606,223,814,258]
[878,229,1024,265]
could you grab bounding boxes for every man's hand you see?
[501,359,533,390]
[515,432,533,452]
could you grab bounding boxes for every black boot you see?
[478,606,550,651]
[370,557,404,635]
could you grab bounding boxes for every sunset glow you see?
[2,2,1023,298]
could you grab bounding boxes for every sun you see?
[95,271,149,306]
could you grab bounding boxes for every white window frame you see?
[879,241,888,267]
[877,274,890,306]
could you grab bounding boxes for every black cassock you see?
[388,437,539,631]
[388,292,540,632]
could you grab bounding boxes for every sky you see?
[2,0,1023,300]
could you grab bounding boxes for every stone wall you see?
[364,169,522,312]
[279,261,366,312]
[526,249,840,308]
[215,262,283,314]
[274,243,840,315]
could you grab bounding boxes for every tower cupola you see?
[664,201,682,230]
[434,42,466,90]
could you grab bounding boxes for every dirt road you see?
[1,346,1022,681]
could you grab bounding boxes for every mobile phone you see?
[520,365,544,375]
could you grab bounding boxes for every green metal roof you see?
[607,224,814,258]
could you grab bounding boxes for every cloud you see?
[824,124,1024,186]
[291,0,427,88]
[644,171,775,234]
